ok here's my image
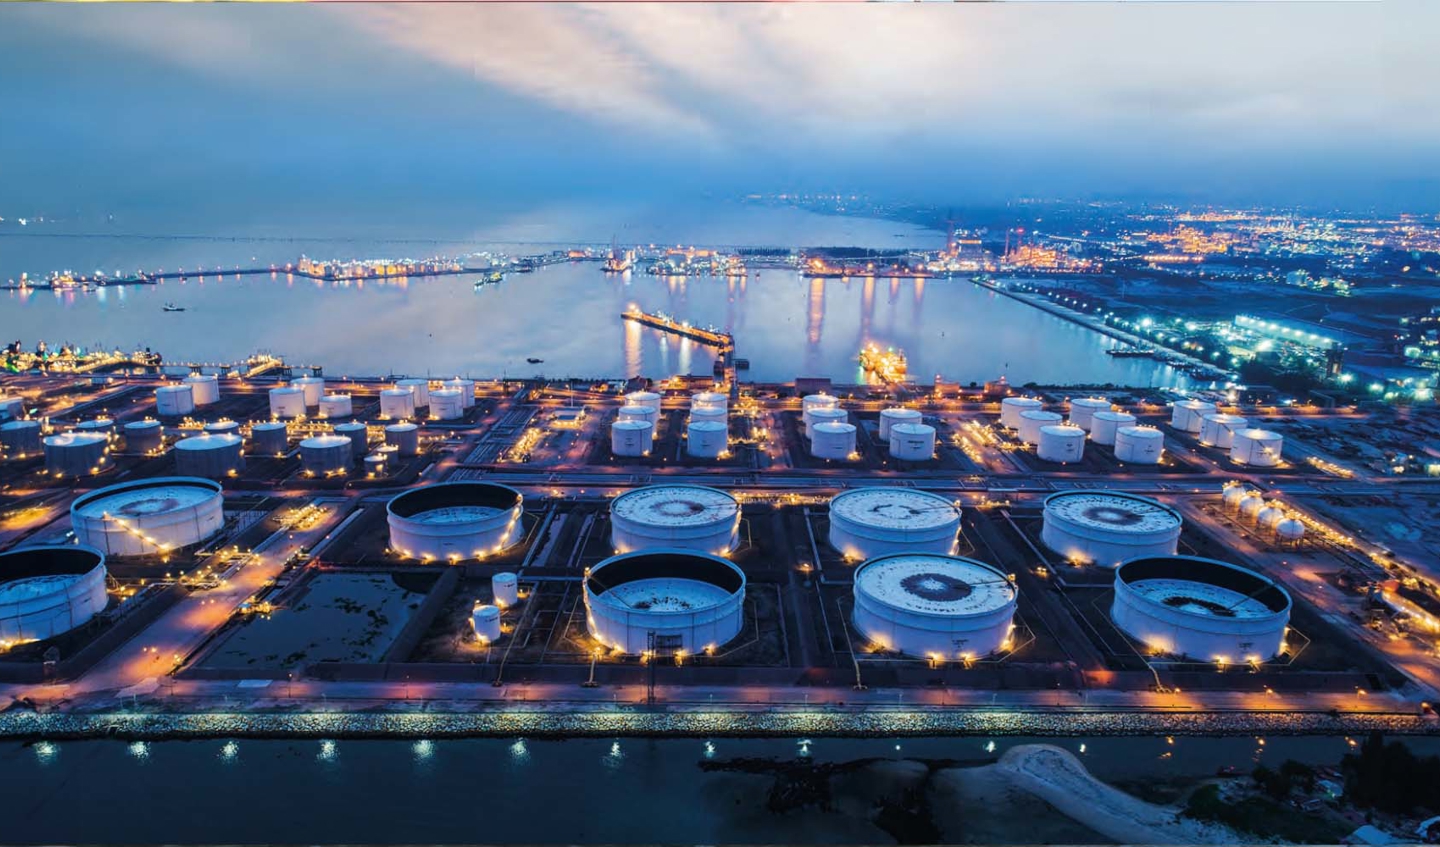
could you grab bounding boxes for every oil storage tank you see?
[268,386,306,419]
[44,432,109,476]
[888,423,936,461]
[444,378,476,409]
[77,418,116,439]
[1111,555,1291,662]
[1230,429,1284,467]
[318,394,353,419]
[625,391,662,415]
[610,484,740,554]
[1037,424,1086,463]
[174,434,244,478]
[691,391,727,413]
[1199,413,1247,449]
[397,378,430,409]
[878,408,922,441]
[804,405,846,435]
[384,422,420,457]
[492,572,519,607]
[1,420,43,456]
[292,376,325,408]
[471,604,502,642]
[1041,491,1182,567]
[1067,397,1111,431]
[155,384,196,418]
[387,482,524,562]
[686,420,727,459]
[852,553,1017,659]
[203,420,239,436]
[429,389,464,421]
[584,549,745,654]
[1089,411,1136,446]
[1170,399,1217,434]
[379,388,416,420]
[1017,410,1062,446]
[70,477,224,557]
[999,396,1043,429]
[618,405,659,426]
[1114,425,1164,464]
[811,421,856,460]
[182,374,220,406]
[688,407,726,426]
[123,420,163,455]
[251,421,289,456]
[300,435,351,475]
[828,487,960,560]
[611,419,654,457]
[0,545,109,643]
[801,394,839,433]
[333,421,369,459]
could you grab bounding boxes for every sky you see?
[1,1,1437,229]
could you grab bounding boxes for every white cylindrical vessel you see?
[804,406,847,436]
[1089,411,1136,446]
[397,378,431,408]
[292,376,325,408]
[888,423,936,461]
[363,454,387,477]
[0,546,109,643]
[1112,555,1291,662]
[1171,400,1218,434]
[610,485,740,554]
[1041,491,1183,567]
[810,421,856,460]
[1199,413,1247,449]
[182,374,221,406]
[333,421,369,459]
[999,397,1043,429]
[585,549,746,654]
[610,419,654,457]
[174,434,244,478]
[70,477,224,557]
[379,388,416,420]
[384,422,420,457]
[800,394,839,433]
[688,407,727,426]
[1114,426,1165,464]
[123,420,163,455]
[429,389,464,421]
[686,420,727,459]
[387,482,524,561]
[472,604,502,643]
[318,394,353,419]
[492,572,519,607]
[618,405,659,426]
[1,420,43,456]
[202,420,240,436]
[828,487,960,560]
[250,421,289,456]
[77,418,116,438]
[268,386,307,419]
[1017,410,1062,446]
[691,391,728,412]
[1230,429,1284,467]
[625,391,662,415]
[444,378,476,409]
[878,408,922,441]
[1067,397,1112,431]
[299,435,351,475]
[853,553,1017,659]
[1037,424,1087,463]
[44,432,109,476]
[155,384,196,418]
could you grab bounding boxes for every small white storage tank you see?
[292,376,325,408]
[1199,413,1247,449]
[385,422,420,457]
[268,386,306,419]
[1037,424,1086,463]
[472,604,502,643]
[492,572,519,607]
[250,421,289,456]
[387,482,525,561]
[999,396,1043,429]
[1222,483,1250,511]
[318,394,353,419]
[686,420,727,459]
[1230,429,1284,467]
[174,434,244,478]
[625,391,662,414]
[155,384,196,418]
[1067,397,1112,431]
[44,432,109,476]
[1041,491,1183,567]
[363,454,387,477]
[444,378,476,409]
[691,391,728,412]
[689,407,727,426]
[77,418,116,438]
[1239,491,1265,522]
[611,419,654,457]
[584,550,746,654]
[878,408,922,441]
[1257,503,1285,530]
[828,487,960,560]
[333,421,369,459]
[379,388,416,420]
[1017,410,1062,446]
[300,435,351,475]
[203,420,240,436]
[852,553,1017,658]
[1114,426,1165,464]
[1,420,43,456]
[1089,411,1136,446]
[182,374,220,406]
[1276,518,1306,543]
[397,378,431,408]
[1171,399,1218,434]
[0,546,110,644]
[888,423,937,461]
[805,406,847,435]
[70,477,224,557]
[610,485,740,554]
[123,420,163,455]
[429,389,465,421]
[618,404,659,426]
[1112,555,1291,661]
[810,421,856,460]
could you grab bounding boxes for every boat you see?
[527,357,544,364]
[474,270,504,288]
[859,343,908,383]
[162,303,185,312]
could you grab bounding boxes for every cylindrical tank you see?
[77,418,116,438]
[889,423,937,461]
[44,432,109,476]
[625,391,662,415]
[0,545,109,643]
[1222,484,1249,511]
[1089,411,1136,446]
[691,391,728,412]
[472,604,502,643]
[1017,410,1063,446]
[618,405,659,426]
[611,419,654,457]
[363,453,387,477]
[1,420,43,456]
[1112,555,1291,661]
[300,435,351,475]
[70,477,224,557]
[123,420,163,455]
[1199,413,1247,449]
[396,378,430,408]
[584,550,745,654]
[318,394,353,419]
[174,433,244,478]
[801,394,839,433]
[610,485,740,554]
[1114,426,1165,464]
[182,374,220,406]
[1276,519,1306,543]
[688,407,727,425]
[810,421,856,460]
[379,388,416,420]
[250,421,289,456]
[828,488,960,560]
[1037,424,1087,463]
[1067,397,1112,431]
[444,378,476,409]
[878,408,923,441]
[387,482,525,561]
[429,389,465,421]
[1041,491,1183,567]
[686,420,727,459]
[1230,429,1284,467]
[1238,491,1265,522]
[805,406,847,435]
[999,396,1044,429]
[203,420,240,436]
[292,376,325,408]
[333,421,369,459]
[492,572,519,607]
[385,422,420,457]
[268,386,306,419]
[852,553,1017,658]
[1171,399,1218,434]
[155,384,196,418]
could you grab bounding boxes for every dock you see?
[621,309,735,353]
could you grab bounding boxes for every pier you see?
[621,309,735,353]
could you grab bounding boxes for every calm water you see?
[0,734,1423,843]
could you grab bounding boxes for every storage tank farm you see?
[1017,410,1062,446]
[852,553,1018,659]
[43,432,109,477]
[1041,491,1183,567]
[999,396,1043,429]
[123,420,163,455]
[182,373,220,406]
[611,419,654,457]
[379,388,416,420]
[1111,555,1291,662]
[1036,424,1086,463]
[1114,425,1165,464]
[333,422,369,459]
[810,421,856,459]
[1089,411,1136,446]
[1066,397,1112,431]
[1231,429,1284,467]
[155,384,196,418]
[268,386,306,419]
[1199,413,1247,449]
[584,549,746,654]
[889,423,936,461]
[610,485,741,555]
[250,421,289,456]
[0,545,109,644]
[174,433,244,478]
[827,487,961,561]
[318,394,353,419]
[1170,399,1218,434]
[70,477,224,557]
[1,420,43,457]
[878,408,922,441]
[387,482,524,562]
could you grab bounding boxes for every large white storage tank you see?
[691,391,728,412]
[1230,429,1284,467]
[250,421,289,456]
[292,376,325,408]
[610,485,740,554]
[268,386,307,419]
[801,394,840,432]
[182,374,220,406]
[0,546,110,643]
[44,432,109,476]
[1199,413,1247,449]
[329,421,368,460]
[384,422,420,457]
[618,405,659,426]
[1,420,43,456]
[1017,410,1062,446]
[397,378,430,408]
[444,378,476,409]
[155,384,196,418]
[1041,491,1183,567]
[387,482,524,562]
[1037,424,1086,463]
[318,394,353,419]
[1112,555,1291,662]
[999,396,1043,429]
[1089,411,1136,446]
[686,420,727,459]
[299,435,351,475]
[1067,397,1112,431]
[202,420,239,436]
[852,553,1017,659]
[828,487,960,560]
[492,572,520,608]
[379,388,416,420]
[1171,399,1218,434]
[70,477,225,557]
[584,550,746,654]
[625,391,662,415]
[429,389,465,421]
[611,419,654,457]
[123,420,164,455]
[1114,426,1165,464]
[888,423,937,461]
[878,408,922,441]
[803,405,846,436]
[688,407,727,426]
[811,421,856,460]
[174,434,244,478]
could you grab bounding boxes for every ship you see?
[474,270,505,288]
[527,357,544,364]
[602,237,633,273]
[162,303,186,312]
[859,343,908,383]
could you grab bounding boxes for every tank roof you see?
[1044,491,1181,533]
[1117,555,1290,617]
[855,554,1015,617]
[72,478,220,519]
[175,434,242,450]
[830,488,958,531]
[612,485,738,528]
